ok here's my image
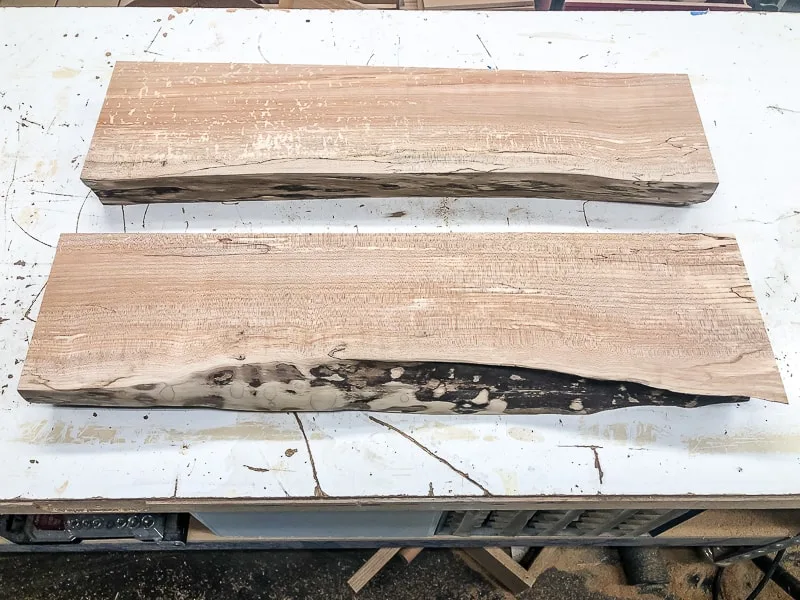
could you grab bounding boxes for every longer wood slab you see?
[19,234,786,414]
[82,63,717,206]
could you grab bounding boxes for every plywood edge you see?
[6,496,800,515]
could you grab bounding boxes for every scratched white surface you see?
[1,8,799,504]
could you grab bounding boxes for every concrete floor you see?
[0,546,797,600]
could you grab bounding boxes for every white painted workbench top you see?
[1,8,799,508]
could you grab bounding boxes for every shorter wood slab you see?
[81,63,718,206]
[19,233,786,413]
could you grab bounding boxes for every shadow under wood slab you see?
[18,233,786,412]
[81,63,717,206]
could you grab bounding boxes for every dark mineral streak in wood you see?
[23,360,746,414]
[304,362,746,413]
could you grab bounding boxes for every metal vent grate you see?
[435,509,689,538]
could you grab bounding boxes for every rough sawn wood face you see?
[81,63,718,206]
[18,233,786,413]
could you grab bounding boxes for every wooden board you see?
[81,63,717,206]
[19,233,786,413]
[347,548,401,592]
[5,495,800,516]
[399,547,424,563]
[460,547,533,594]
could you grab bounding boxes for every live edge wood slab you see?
[81,63,717,206]
[19,234,786,414]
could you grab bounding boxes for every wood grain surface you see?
[19,233,785,413]
[81,63,717,206]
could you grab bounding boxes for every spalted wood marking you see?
[82,63,718,206]
[88,173,714,207]
[21,360,746,414]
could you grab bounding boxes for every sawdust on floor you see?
[518,546,796,600]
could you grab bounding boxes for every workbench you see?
[1,8,800,543]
